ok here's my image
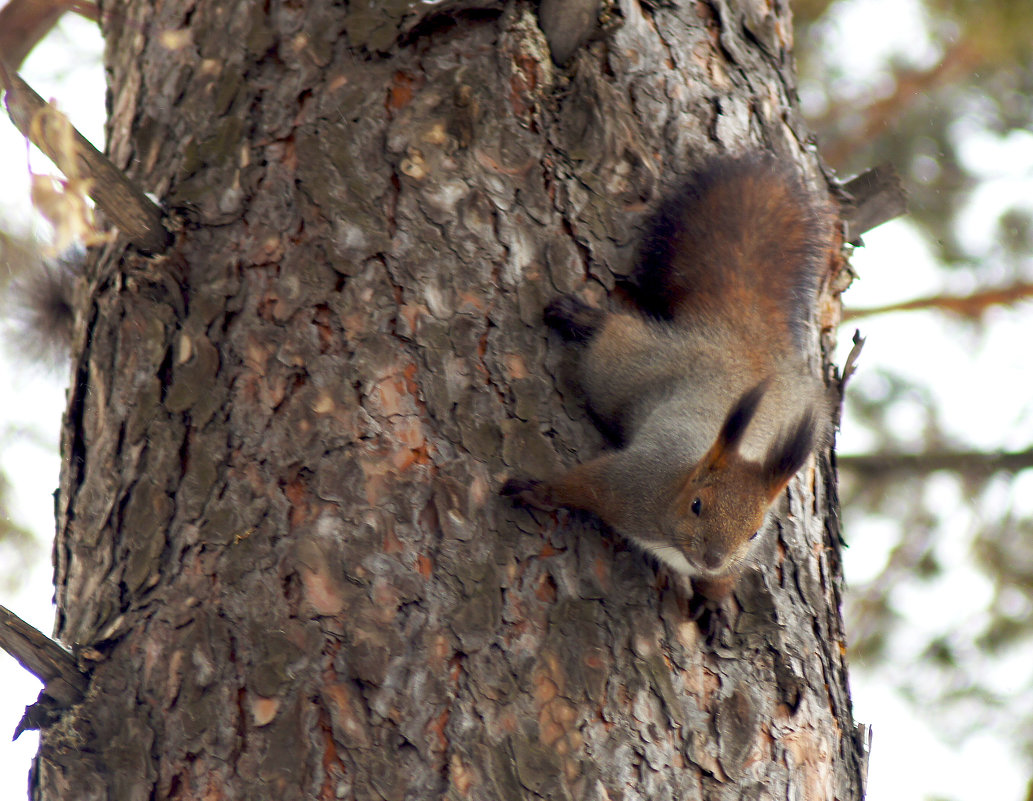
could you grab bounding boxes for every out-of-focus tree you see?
[797,0,1033,774]
[800,0,1033,272]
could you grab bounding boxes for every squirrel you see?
[503,154,833,602]
[3,248,82,368]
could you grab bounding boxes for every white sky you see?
[1,3,1032,800]
[839,232,1030,800]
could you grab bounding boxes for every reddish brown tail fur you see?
[633,155,831,353]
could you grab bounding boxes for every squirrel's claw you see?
[501,478,557,512]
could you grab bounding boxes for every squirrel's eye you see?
[750,530,760,541]
[691,497,702,516]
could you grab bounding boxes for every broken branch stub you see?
[2,68,170,253]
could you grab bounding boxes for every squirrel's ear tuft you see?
[718,381,768,451]
[696,382,768,472]
[763,408,819,499]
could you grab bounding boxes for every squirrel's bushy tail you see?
[4,251,82,368]
[633,155,832,353]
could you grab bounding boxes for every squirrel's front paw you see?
[501,478,556,511]
[544,296,605,343]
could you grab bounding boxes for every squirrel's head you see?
[664,382,818,579]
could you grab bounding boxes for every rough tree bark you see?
[32,0,866,799]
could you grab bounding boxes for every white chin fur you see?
[637,542,699,577]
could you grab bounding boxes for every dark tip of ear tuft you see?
[765,408,819,486]
[719,381,769,448]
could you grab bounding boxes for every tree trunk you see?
[35,1,866,799]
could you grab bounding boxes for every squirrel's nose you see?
[702,547,725,572]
